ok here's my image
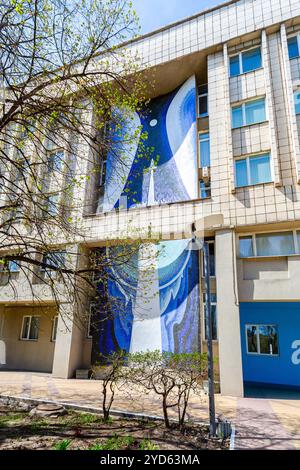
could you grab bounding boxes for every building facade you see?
[1,0,300,396]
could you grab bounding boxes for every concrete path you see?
[0,371,300,450]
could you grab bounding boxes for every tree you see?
[0,0,153,326]
[127,351,208,429]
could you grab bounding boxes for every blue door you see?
[240,302,300,389]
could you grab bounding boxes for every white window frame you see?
[294,89,300,115]
[229,46,262,77]
[245,324,279,356]
[198,132,210,168]
[203,293,218,341]
[47,149,64,173]
[20,315,40,341]
[287,34,300,59]
[238,229,300,258]
[198,84,208,118]
[40,250,66,278]
[51,315,58,342]
[234,152,272,188]
[231,97,267,129]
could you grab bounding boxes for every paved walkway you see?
[0,371,300,450]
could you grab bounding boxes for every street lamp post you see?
[203,241,216,437]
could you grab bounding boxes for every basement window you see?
[20,315,40,341]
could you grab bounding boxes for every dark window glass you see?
[288,36,299,59]
[246,325,258,353]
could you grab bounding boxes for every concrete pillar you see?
[215,229,244,397]
[52,302,84,378]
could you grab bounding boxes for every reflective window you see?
[235,153,272,188]
[21,316,40,341]
[229,47,262,77]
[288,36,300,59]
[294,90,300,115]
[46,194,59,216]
[242,47,262,73]
[199,133,210,167]
[229,54,240,77]
[198,84,208,117]
[239,236,254,257]
[41,251,66,278]
[203,293,217,341]
[48,150,64,172]
[199,179,211,199]
[232,98,266,128]
[246,324,279,355]
[256,231,295,256]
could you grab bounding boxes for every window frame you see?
[201,240,215,278]
[203,293,218,341]
[198,84,209,118]
[287,34,300,60]
[294,89,300,115]
[234,152,272,188]
[245,323,279,356]
[40,250,66,279]
[229,46,262,77]
[51,315,58,342]
[231,97,267,129]
[20,315,40,341]
[238,229,300,258]
[47,149,64,173]
[198,131,210,168]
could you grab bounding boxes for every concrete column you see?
[215,229,244,397]
[52,302,84,378]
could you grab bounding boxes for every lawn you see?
[0,404,229,450]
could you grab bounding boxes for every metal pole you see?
[203,241,216,437]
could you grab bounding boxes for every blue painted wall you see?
[240,302,300,388]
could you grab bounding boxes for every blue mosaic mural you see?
[97,75,198,212]
[94,240,200,357]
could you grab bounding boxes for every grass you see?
[0,413,25,427]
[139,439,159,450]
[53,439,71,451]
[88,435,135,450]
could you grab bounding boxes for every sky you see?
[132,0,223,34]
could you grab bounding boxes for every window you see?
[235,153,272,188]
[232,98,266,128]
[239,231,299,258]
[199,133,210,167]
[203,293,217,340]
[229,47,262,77]
[199,179,211,199]
[46,194,59,216]
[51,316,58,342]
[202,241,215,277]
[239,236,254,258]
[246,324,279,355]
[294,90,300,115]
[20,315,40,341]
[41,251,65,278]
[47,150,64,172]
[198,84,208,117]
[288,35,300,59]
[0,260,20,273]
[256,232,295,257]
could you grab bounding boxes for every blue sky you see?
[132,0,223,34]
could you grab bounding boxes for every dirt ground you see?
[0,404,229,451]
